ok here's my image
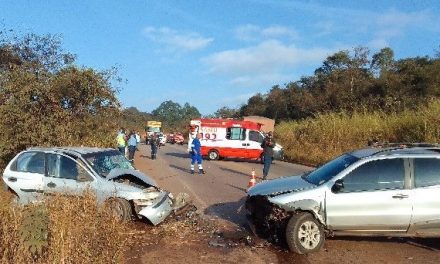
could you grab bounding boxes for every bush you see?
[0,190,129,263]
[276,100,440,165]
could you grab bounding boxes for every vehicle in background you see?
[146,121,162,138]
[174,132,184,145]
[166,133,175,144]
[189,118,283,161]
[2,147,189,225]
[246,144,440,254]
[158,133,166,146]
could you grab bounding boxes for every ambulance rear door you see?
[225,126,248,158]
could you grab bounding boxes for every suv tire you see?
[286,212,324,254]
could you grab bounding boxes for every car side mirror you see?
[332,179,344,193]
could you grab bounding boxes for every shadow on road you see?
[204,196,248,229]
[165,152,189,159]
[219,167,250,178]
[226,183,247,193]
[331,236,440,251]
[169,164,190,174]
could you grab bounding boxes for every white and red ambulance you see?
[189,118,284,161]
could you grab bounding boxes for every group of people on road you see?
[116,128,141,162]
[117,127,276,179]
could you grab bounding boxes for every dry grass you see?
[0,189,129,264]
[276,100,440,165]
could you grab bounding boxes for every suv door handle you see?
[47,182,56,188]
[8,177,17,182]
[392,194,409,199]
[242,143,247,146]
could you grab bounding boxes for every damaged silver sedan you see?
[2,147,189,225]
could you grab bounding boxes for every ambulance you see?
[189,118,284,161]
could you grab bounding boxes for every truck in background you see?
[189,118,284,161]
[146,121,166,145]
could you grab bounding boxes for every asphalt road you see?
[135,142,312,228]
[133,143,440,264]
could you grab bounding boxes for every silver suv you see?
[246,144,440,254]
[2,147,188,225]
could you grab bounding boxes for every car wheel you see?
[286,212,325,254]
[106,198,133,222]
[208,150,219,160]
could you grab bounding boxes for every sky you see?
[1,0,439,115]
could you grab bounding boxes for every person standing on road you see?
[261,131,275,180]
[150,132,159,160]
[127,130,137,163]
[190,133,205,174]
[116,128,127,154]
[135,131,141,150]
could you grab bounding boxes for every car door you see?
[247,130,264,159]
[44,153,95,197]
[3,151,45,204]
[409,157,440,235]
[326,158,412,232]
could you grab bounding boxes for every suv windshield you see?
[303,154,359,185]
[83,150,134,177]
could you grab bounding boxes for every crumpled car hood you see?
[106,168,157,188]
[247,175,316,196]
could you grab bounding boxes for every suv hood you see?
[247,175,316,196]
[107,168,158,188]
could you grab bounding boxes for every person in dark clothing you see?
[149,132,159,160]
[261,131,275,180]
[190,133,205,174]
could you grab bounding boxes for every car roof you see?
[27,147,116,156]
[350,145,440,159]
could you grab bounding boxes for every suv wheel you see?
[106,198,132,222]
[208,150,219,160]
[286,212,324,254]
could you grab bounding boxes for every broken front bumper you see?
[138,192,174,225]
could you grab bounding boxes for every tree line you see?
[220,46,440,121]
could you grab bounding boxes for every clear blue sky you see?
[1,0,439,115]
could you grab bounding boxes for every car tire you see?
[208,150,219,160]
[106,198,133,222]
[286,212,325,254]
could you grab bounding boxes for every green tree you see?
[0,31,120,168]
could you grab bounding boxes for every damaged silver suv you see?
[246,144,440,254]
[2,147,188,225]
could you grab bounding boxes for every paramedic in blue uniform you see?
[190,133,205,174]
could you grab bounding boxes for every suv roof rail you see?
[369,142,439,148]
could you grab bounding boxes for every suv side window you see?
[414,158,440,188]
[14,152,45,174]
[341,159,405,192]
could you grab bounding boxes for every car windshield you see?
[83,150,134,177]
[302,154,359,185]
